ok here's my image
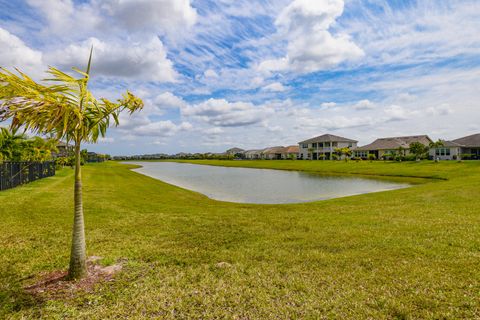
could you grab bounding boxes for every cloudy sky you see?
[1,0,479,155]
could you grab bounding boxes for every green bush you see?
[404,154,417,161]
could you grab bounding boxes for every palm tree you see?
[0,127,27,161]
[0,49,144,279]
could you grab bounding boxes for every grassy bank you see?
[1,160,479,319]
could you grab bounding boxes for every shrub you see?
[404,154,417,161]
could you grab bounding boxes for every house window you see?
[301,144,308,148]
[348,143,353,148]
[312,143,317,148]
[319,142,324,148]
[436,148,451,156]
[332,142,338,147]
[355,151,368,158]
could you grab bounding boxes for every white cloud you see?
[343,1,480,67]
[100,0,197,36]
[0,27,43,77]
[354,99,375,110]
[26,0,101,36]
[262,82,288,92]
[383,105,418,122]
[133,120,192,137]
[204,127,224,135]
[426,104,453,116]
[47,37,177,82]
[182,98,274,127]
[154,92,187,109]
[320,102,337,108]
[258,0,363,74]
[203,69,219,79]
[27,0,197,40]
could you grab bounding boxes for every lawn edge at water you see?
[123,161,421,205]
[120,159,447,183]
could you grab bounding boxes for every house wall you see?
[298,141,357,160]
[280,152,299,159]
[378,149,412,158]
[245,153,261,159]
[429,147,460,160]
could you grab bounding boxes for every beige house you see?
[244,149,264,159]
[298,134,358,160]
[284,145,300,159]
[262,146,286,160]
[225,147,245,156]
[354,135,432,159]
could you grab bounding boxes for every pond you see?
[129,162,410,204]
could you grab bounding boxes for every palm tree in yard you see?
[0,49,144,279]
[0,126,27,161]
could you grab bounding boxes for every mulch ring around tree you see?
[24,256,125,300]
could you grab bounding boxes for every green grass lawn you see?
[1,160,479,319]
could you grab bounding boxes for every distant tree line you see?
[114,153,235,161]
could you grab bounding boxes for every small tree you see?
[0,49,144,279]
[342,147,352,161]
[368,153,376,162]
[334,147,352,161]
[409,142,429,161]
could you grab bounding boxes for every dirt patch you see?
[24,257,125,300]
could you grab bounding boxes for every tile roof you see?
[438,140,464,148]
[262,146,286,154]
[226,147,245,154]
[355,135,432,151]
[298,134,358,144]
[452,133,480,147]
[285,145,299,153]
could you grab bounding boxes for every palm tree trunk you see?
[67,142,87,279]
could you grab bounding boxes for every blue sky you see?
[1,0,479,155]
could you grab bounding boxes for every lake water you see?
[129,162,410,204]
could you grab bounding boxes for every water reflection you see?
[129,162,410,204]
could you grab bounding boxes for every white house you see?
[298,134,358,160]
[429,133,480,160]
[429,141,462,160]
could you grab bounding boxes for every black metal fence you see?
[0,161,55,191]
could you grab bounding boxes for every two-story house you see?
[298,134,358,160]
